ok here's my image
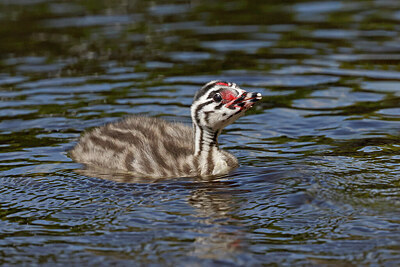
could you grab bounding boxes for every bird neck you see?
[193,124,221,156]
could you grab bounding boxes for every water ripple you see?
[0,0,400,265]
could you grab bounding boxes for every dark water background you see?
[1,0,400,265]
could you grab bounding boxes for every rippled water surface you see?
[1,0,400,265]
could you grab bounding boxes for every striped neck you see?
[194,124,220,156]
[193,124,222,175]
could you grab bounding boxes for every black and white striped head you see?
[191,80,262,131]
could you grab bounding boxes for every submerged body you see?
[70,116,238,178]
[71,80,261,178]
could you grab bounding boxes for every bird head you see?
[191,80,262,131]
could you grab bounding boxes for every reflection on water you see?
[0,0,400,265]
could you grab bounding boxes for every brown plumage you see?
[70,81,262,178]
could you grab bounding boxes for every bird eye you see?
[213,93,222,103]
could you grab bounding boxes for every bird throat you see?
[193,124,222,175]
[194,125,220,155]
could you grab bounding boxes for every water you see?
[1,0,400,265]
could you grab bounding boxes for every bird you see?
[70,80,262,178]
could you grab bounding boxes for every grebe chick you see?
[70,80,262,178]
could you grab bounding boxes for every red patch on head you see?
[220,89,237,102]
[216,82,229,86]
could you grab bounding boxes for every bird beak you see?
[226,92,262,110]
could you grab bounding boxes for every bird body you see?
[70,81,261,178]
[71,116,237,177]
